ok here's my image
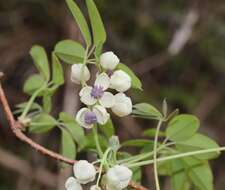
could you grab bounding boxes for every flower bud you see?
[65,177,82,190]
[71,64,90,84]
[100,52,120,70]
[111,93,132,117]
[73,160,96,184]
[110,70,131,92]
[106,165,132,189]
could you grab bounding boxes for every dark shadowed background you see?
[0,0,225,189]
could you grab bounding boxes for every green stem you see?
[118,142,175,165]
[93,126,104,158]
[153,119,163,190]
[20,84,47,119]
[96,148,111,186]
[127,146,225,168]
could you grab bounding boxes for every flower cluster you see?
[71,51,133,129]
[65,160,133,190]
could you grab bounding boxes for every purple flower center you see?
[106,69,114,77]
[84,111,97,125]
[91,85,104,99]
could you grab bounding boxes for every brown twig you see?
[0,83,149,190]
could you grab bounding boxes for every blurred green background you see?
[0,0,225,189]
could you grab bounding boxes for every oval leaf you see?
[30,45,50,80]
[23,74,45,96]
[54,40,85,64]
[117,63,142,90]
[66,0,91,46]
[29,114,57,133]
[52,53,64,85]
[86,0,106,45]
[98,119,115,138]
[176,133,220,160]
[133,103,162,120]
[166,114,199,142]
[61,128,76,162]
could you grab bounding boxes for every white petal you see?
[110,70,131,92]
[74,160,96,184]
[111,93,132,117]
[76,108,93,129]
[94,73,110,90]
[93,105,109,125]
[71,64,90,84]
[100,51,120,70]
[80,86,97,106]
[65,177,82,190]
[99,92,115,108]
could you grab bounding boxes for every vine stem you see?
[20,84,47,119]
[153,119,163,190]
[93,126,104,158]
[127,146,225,168]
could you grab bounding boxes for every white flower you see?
[76,105,109,129]
[79,73,115,108]
[90,185,101,190]
[73,160,96,184]
[110,70,131,92]
[65,177,82,190]
[71,64,90,84]
[106,165,132,189]
[100,51,120,70]
[111,93,132,117]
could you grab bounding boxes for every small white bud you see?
[65,177,82,190]
[110,70,131,92]
[106,165,132,189]
[111,93,132,117]
[100,52,120,70]
[73,160,96,184]
[71,64,90,84]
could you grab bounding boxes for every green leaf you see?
[43,93,52,113]
[54,40,85,64]
[86,0,106,45]
[98,119,115,138]
[182,157,213,190]
[140,142,154,153]
[65,0,91,46]
[59,112,86,149]
[132,167,142,182]
[133,103,162,120]
[29,113,57,133]
[171,159,188,190]
[61,128,76,161]
[143,128,165,137]
[14,102,42,114]
[52,53,64,85]
[176,133,220,160]
[117,63,142,90]
[30,45,50,80]
[122,139,151,147]
[166,114,200,142]
[85,133,108,151]
[23,74,45,96]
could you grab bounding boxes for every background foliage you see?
[0,0,225,189]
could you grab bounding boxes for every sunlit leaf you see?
[52,53,64,85]
[54,40,85,64]
[66,0,91,46]
[98,119,115,138]
[166,114,199,142]
[30,45,50,80]
[86,0,106,45]
[176,133,220,160]
[29,113,57,133]
[23,74,45,96]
